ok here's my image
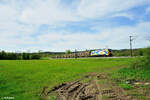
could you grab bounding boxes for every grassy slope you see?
[112,64,150,82]
[112,57,150,82]
[0,58,135,100]
[111,57,150,100]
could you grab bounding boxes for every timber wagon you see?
[53,49,112,58]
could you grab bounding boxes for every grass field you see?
[0,58,136,100]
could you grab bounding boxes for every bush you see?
[66,50,71,54]
[0,51,6,59]
[0,51,21,60]
[31,54,41,59]
[7,53,18,60]
[138,49,143,56]
[0,51,41,60]
[22,53,30,60]
[145,47,150,64]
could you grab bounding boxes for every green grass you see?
[119,83,133,90]
[112,58,150,82]
[111,57,150,100]
[0,58,135,100]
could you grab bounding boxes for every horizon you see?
[0,47,147,53]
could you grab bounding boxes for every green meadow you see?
[0,58,136,100]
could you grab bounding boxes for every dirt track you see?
[40,73,135,100]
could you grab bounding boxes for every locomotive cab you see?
[108,49,112,56]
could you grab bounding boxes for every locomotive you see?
[54,49,112,58]
[90,49,112,57]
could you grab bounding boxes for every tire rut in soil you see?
[40,73,133,100]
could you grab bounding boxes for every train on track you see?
[53,49,112,58]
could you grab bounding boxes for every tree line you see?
[112,48,148,56]
[0,51,41,60]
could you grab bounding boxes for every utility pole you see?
[129,36,133,57]
[75,49,77,59]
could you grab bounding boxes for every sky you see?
[0,0,150,52]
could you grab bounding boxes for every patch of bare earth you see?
[40,73,149,100]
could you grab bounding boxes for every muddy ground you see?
[40,73,150,100]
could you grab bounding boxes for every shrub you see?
[145,47,150,64]
[0,51,42,60]
[22,53,30,60]
[0,51,7,59]
[31,54,41,59]
[0,51,21,60]
[66,50,71,54]
[138,49,143,56]
[7,53,18,60]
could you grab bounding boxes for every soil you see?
[40,73,150,100]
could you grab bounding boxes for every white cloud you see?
[1,0,149,26]
[77,0,149,19]
[0,5,18,23]
[111,13,134,20]
[17,0,150,24]
[19,0,79,25]
[0,0,150,52]
[0,3,39,37]
[0,5,19,38]
[1,21,148,52]
[46,21,150,51]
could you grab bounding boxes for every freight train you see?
[54,49,112,58]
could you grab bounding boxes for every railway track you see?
[51,56,134,59]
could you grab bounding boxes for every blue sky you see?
[0,0,150,52]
